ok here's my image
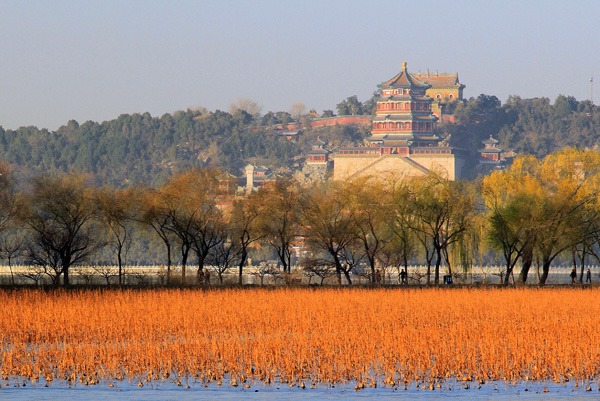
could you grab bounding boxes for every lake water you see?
[2,380,600,400]
[0,264,595,286]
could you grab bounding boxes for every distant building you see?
[413,71,465,121]
[480,135,502,162]
[307,109,320,118]
[216,172,238,197]
[413,71,465,102]
[243,164,278,193]
[333,62,468,181]
[307,137,330,165]
[295,137,332,185]
[477,135,505,175]
[274,129,303,142]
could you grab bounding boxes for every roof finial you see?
[402,62,407,71]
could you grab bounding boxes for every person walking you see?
[570,268,577,284]
[400,269,407,285]
[586,268,592,283]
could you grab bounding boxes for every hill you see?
[1,93,599,186]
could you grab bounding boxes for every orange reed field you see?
[1,287,600,388]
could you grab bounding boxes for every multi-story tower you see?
[369,62,439,150]
[333,62,467,181]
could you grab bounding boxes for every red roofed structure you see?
[413,72,465,101]
[480,135,502,162]
[333,62,467,181]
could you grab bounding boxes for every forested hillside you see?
[447,94,600,159]
[1,93,600,187]
[0,110,295,187]
[0,106,370,187]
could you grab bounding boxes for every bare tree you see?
[208,230,239,285]
[97,188,137,286]
[346,178,390,284]
[160,169,221,284]
[0,232,24,285]
[406,175,474,285]
[301,182,358,285]
[255,180,300,274]
[91,264,119,286]
[252,264,278,286]
[228,195,263,286]
[139,189,175,285]
[302,259,335,286]
[229,98,262,117]
[19,265,47,286]
[0,163,21,284]
[23,174,102,286]
[290,102,306,119]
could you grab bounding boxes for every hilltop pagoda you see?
[369,62,439,149]
[333,62,467,181]
[480,135,502,162]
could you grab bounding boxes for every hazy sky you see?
[1,0,599,130]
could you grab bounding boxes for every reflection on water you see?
[1,381,599,401]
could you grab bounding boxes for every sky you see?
[1,0,599,130]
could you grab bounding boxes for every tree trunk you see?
[343,269,352,285]
[118,249,123,286]
[426,263,431,286]
[63,266,70,286]
[165,240,172,285]
[8,258,14,285]
[434,247,442,286]
[238,247,248,286]
[578,248,586,284]
[443,247,452,277]
[196,252,206,285]
[368,254,377,284]
[539,258,551,286]
[403,255,409,286]
[503,266,512,286]
[197,266,204,285]
[181,246,189,285]
[333,253,343,286]
[517,244,533,284]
